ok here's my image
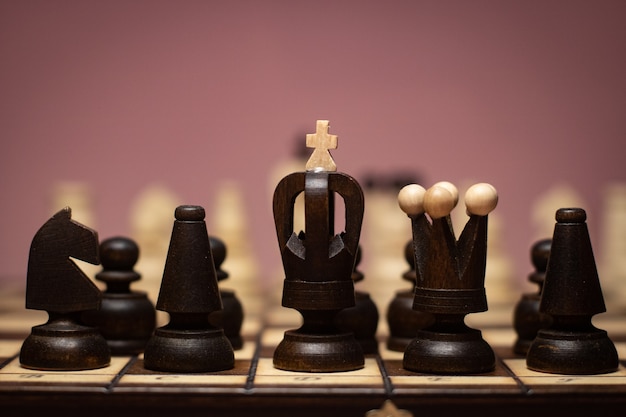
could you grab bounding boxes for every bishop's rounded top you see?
[465,183,498,216]
[397,184,426,216]
[175,205,205,221]
[424,184,458,219]
[556,207,586,223]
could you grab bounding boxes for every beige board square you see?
[0,356,130,385]
[391,374,518,387]
[254,358,382,386]
[616,342,626,359]
[119,373,248,387]
[505,359,626,385]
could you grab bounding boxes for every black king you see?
[398,181,498,374]
[272,120,365,372]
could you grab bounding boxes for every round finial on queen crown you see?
[464,183,498,216]
[424,185,457,219]
[398,184,426,216]
[175,205,205,221]
[432,181,459,206]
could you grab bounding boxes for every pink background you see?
[1,1,625,289]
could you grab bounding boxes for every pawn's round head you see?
[464,183,498,216]
[100,236,139,270]
[397,184,426,216]
[424,184,458,219]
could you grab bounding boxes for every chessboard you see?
[1,285,625,417]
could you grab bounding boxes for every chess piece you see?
[208,235,244,350]
[526,208,619,374]
[397,182,497,374]
[361,172,417,334]
[82,236,156,355]
[335,246,380,354]
[129,184,181,305]
[143,205,234,373]
[385,240,435,352]
[272,120,365,372]
[512,238,552,355]
[599,182,626,311]
[20,207,110,370]
[210,181,262,317]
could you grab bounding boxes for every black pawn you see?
[208,235,244,350]
[512,238,552,355]
[82,237,156,355]
[143,205,234,373]
[385,240,435,352]
[526,208,619,374]
[335,246,380,354]
[20,207,110,370]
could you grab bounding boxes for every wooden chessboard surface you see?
[1,284,626,417]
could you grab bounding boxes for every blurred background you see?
[1,1,625,312]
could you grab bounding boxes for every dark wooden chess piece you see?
[335,246,380,354]
[143,205,234,373]
[385,240,435,352]
[397,182,497,374]
[20,207,111,370]
[272,120,365,372]
[82,236,156,355]
[526,208,619,374]
[512,238,552,355]
[208,235,244,350]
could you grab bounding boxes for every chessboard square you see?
[390,374,518,387]
[253,373,383,387]
[504,359,626,385]
[118,373,248,387]
[0,372,115,385]
[615,341,626,359]
[255,358,381,377]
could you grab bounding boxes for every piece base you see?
[526,328,619,375]
[20,322,111,371]
[403,328,495,374]
[143,326,234,373]
[273,329,364,372]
